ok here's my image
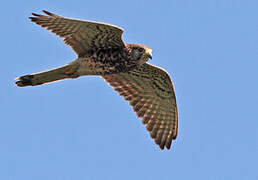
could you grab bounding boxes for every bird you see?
[15,10,178,150]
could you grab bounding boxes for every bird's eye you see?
[139,48,144,52]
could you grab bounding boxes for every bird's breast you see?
[77,49,139,75]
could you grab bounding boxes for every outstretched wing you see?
[102,63,178,150]
[30,10,125,57]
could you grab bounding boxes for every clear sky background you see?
[1,0,258,179]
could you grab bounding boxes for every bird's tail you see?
[15,63,79,87]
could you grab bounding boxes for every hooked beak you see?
[145,48,153,59]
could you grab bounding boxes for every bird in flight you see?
[15,10,178,150]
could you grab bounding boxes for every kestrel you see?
[15,10,178,150]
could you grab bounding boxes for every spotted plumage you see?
[15,10,178,150]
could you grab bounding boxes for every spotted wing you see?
[102,63,178,150]
[30,10,125,57]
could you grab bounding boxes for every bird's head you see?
[127,44,152,65]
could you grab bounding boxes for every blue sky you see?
[2,0,258,179]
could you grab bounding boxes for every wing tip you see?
[157,139,172,150]
[31,12,41,17]
[29,10,59,20]
[42,10,58,17]
[29,12,42,21]
[149,128,175,150]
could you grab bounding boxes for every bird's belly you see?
[76,57,137,75]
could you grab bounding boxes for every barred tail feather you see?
[15,63,79,87]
